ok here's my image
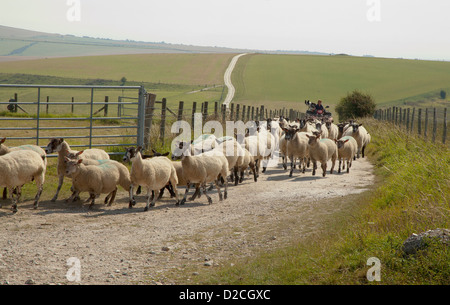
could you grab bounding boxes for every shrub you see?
[440,90,446,99]
[335,90,376,121]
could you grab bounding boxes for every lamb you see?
[65,152,131,205]
[0,137,47,199]
[45,138,110,202]
[282,127,311,177]
[325,121,339,141]
[305,132,338,177]
[64,158,122,209]
[174,141,229,205]
[126,146,179,211]
[0,150,46,213]
[342,123,371,158]
[335,136,358,173]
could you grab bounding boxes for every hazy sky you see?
[1,0,449,60]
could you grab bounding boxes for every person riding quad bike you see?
[305,100,332,119]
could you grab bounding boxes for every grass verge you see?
[195,118,449,285]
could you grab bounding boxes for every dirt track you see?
[0,158,374,285]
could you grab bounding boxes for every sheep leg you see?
[2,187,6,200]
[88,193,96,209]
[330,155,336,175]
[251,165,257,182]
[302,157,306,173]
[289,155,294,177]
[180,183,191,205]
[129,184,137,208]
[215,180,223,201]
[145,187,158,211]
[362,144,366,158]
[347,159,351,173]
[311,160,317,176]
[321,162,327,177]
[104,192,111,204]
[9,187,18,213]
[233,166,239,186]
[239,170,244,183]
[202,183,213,205]
[136,185,142,195]
[32,183,43,210]
[51,174,64,202]
[107,188,117,206]
[282,156,287,170]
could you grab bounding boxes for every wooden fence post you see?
[242,105,246,122]
[230,103,234,121]
[71,97,74,114]
[432,108,437,143]
[424,108,428,138]
[418,108,422,136]
[406,108,410,132]
[214,101,218,119]
[222,104,226,122]
[251,106,254,120]
[160,98,167,145]
[177,101,184,121]
[411,108,415,134]
[191,102,197,127]
[104,96,109,117]
[46,96,49,114]
[235,104,240,122]
[144,93,156,149]
[260,105,265,120]
[203,101,208,121]
[443,108,447,144]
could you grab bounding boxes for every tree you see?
[335,90,376,121]
[120,77,127,86]
[440,90,446,99]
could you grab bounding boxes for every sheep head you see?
[45,138,64,154]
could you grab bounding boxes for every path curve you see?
[223,53,248,108]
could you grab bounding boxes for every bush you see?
[335,90,376,122]
[440,90,446,99]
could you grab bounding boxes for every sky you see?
[1,0,449,60]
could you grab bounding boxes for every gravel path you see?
[0,158,374,285]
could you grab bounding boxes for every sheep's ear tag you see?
[344,139,349,143]
[77,159,83,164]
[77,151,84,156]
[0,138,5,144]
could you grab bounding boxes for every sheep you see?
[314,121,329,139]
[335,136,358,173]
[282,127,311,177]
[305,132,338,177]
[173,141,229,205]
[325,121,339,141]
[64,158,121,209]
[337,122,351,139]
[244,125,275,174]
[45,138,110,202]
[0,137,47,200]
[126,146,179,211]
[216,136,245,186]
[65,152,131,205]
[0,150,46,213]
[342,123,370,158]
[238,147,257,183]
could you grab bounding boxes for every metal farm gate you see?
[0,84,146,157]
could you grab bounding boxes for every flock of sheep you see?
[0,116,370,214]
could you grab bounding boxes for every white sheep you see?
[325,121,339,141]
[45,138,110,202]
[0,150,46,213]
[314,121,329,139]
[244,125,275,174]
[282,127,311,177]
[342,123,370,158]
[64,158,122,209]
[126,146,179,211]
[216,136,245,186]
[238,147,257,183]
[173,141,229,205]
[335,136,358,173]
[0,137,47,199]
[65,152,131,205]
[305,133,338,177]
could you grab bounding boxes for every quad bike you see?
[304,100,332,121]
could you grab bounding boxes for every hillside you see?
[231,53,450,111]
[0,25,250,60]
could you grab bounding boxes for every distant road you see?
[223,53,248,108]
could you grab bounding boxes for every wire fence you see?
[374,106,448,145]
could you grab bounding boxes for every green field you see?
[231,53,450,113]
[0,52,449,117]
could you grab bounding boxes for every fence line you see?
[373,106,448,144]
[142,95,306,150]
